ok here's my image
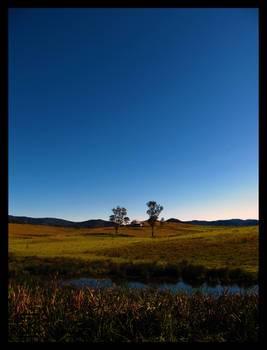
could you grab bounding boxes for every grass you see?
[8,222,259,342]
[8,279,259,342]
[8,222,259,278]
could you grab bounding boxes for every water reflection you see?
[58,277,258,297]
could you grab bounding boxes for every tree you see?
[109,206,127,234]
[146,201,163,237]
[160,217,165,227]
[124,217,130,226]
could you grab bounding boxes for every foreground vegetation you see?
[8,253,257,287]
[8,222,259,342]
[8,279,258,342]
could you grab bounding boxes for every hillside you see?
[166,218,259,226]
[8,215,115,228]
[8,221,259,275]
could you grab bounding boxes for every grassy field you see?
[8,222,258,280]
[8,222,259,342]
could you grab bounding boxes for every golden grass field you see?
[8,222,259,274]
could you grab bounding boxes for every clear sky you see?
[8,8,259,222]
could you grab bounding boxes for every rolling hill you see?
[166,218,259,226]
[8,215,115,228]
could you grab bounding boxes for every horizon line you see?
[8,214,259,223]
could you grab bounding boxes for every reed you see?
[8,279,259,342]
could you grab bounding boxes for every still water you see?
[58,277,258,297]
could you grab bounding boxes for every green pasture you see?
[8,222,259,277]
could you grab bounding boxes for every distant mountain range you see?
[8,215,258,228]
[166,218,259,226]
[8,215,116,228]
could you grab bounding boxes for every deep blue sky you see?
[8,8,258,221]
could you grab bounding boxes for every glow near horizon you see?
[9,175,258,222]
[21,192,257,223]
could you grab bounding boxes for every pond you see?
[58,277,258,297]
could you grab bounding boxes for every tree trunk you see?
[151,224,154,238]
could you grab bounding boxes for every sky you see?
[8,8,259,222]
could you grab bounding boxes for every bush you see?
[182,264,206,285]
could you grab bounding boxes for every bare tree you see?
[146,201,163,237]
[109,206,127,234]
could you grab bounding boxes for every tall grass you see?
[8,279,259,342]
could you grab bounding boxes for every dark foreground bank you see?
[8,254,258,287]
